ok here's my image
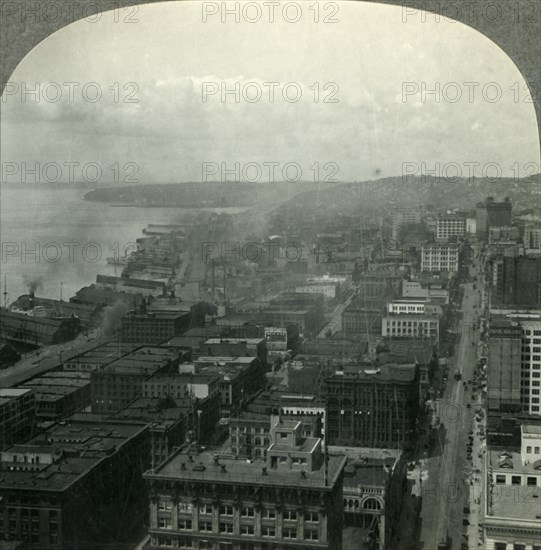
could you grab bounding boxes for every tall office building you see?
[487,313,541,446]
[487,318,522,415]
[519,315,541,415]
[324,364,419,448]
[476,197,512,241]
[489,256,541,307]
[391,207,422,242]
[421,243,460,274]
[436,214,466,241]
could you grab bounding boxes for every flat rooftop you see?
[188,364,247,382]
[203,338,264,345]
[247,390,325,413]
[0,387,33,399]
[124,311,188,320]
[231,411,318,424]
[147,372,220,384]
[488,483,541,522]
[329,364,417,383]
[22,374,90,388]
[343,461,390,488]
[113,398,191,426]
[0,418,147,493]
[389,297,430,303]
[100,346,178,376]
[64,341,139,365]
[146,445,346,490]
[0,388,34,407]
[378,339,434,365]
[196,356,256,365]
[383,312,440,319]
[270,436,319,454]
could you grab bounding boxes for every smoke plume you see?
[23,275,44,295]
[101,300,129,335]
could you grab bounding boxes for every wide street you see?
[418,264,483,549]
[0,328,104,387]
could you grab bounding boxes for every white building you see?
[519,316,541,415]
[483,424,541,550]
[401,278,449,301]
[381,314,439,339]
[387,298,428,315]
[521,424,541,463]
[436,214,466,241]
[421,243,460,274]
[466,217,477,234]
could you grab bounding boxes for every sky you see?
[1,1,539,184]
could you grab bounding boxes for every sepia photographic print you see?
[0,1,540,550]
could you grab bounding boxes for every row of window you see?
[230,426,267,434]
[231,436,270,446]
[495,543,541,550]
[521,380,541,386]
[160,503,319,522]
[152,537,316,549]
[494,474,539,486]
[156,521,318,540]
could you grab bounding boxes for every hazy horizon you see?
[1,1,539,185]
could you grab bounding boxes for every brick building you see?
[121,311,193,344]
[0,388,35,450]
[325,364,419,449]
[143,419,347,550]
[0,417,148,549]
[91,346,180,414]
[19,371,91,422]
[179,356,266,417]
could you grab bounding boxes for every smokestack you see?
[29,291,35,309]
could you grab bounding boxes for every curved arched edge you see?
[0,0,539,149]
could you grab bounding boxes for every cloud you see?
[1,2,538,183]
